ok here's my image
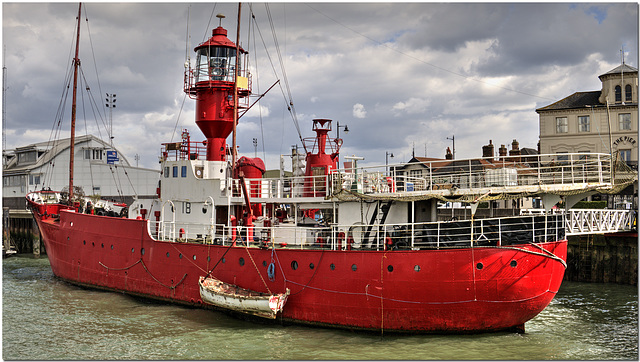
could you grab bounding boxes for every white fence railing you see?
[148,214,566,251]
[565,209,636,235]
[231,153,613,199]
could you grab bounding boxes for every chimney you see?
[482,140,494,158]
[445,147,453,160]
[509,138,521,158]
[509,139,521,162]
[499,144,507,158]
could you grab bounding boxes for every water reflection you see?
[3,256,638,360]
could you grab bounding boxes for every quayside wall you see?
[564,233,638,286]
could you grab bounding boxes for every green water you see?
[3,255,638,360]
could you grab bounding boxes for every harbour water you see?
[3,255,638,360]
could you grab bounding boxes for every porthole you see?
[70,222,74,227]
[83,240,86,245]
[207,256,211,262]
[111,245,114,250]
[222,257,226,263]
[179,254,183,259]
[92,242,95,247]
[101,243,104,248]
[141,248,145,255]
[192,255,196,261]
[351,264,357,272]
[291,261,298,270]
[166,252,170,257]
[239,257,245,266]
[387,265,394,272]
[131,248,135,253]
[476,262,484,270]
[330,263,335,270]
[309,263,315,270]
[262,260,267,267]
[510,260,517,268]
[67,236,70,241]
[414,265,421,272]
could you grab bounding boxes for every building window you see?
[172,166,178,178]
[619,113,631,130]
[84,150,91,159]
[619,149,631,163]
[625,84,632,102]
[409,169,422,179]
[557,152,569,161]
[556,117,568,133]
[93,149,103,160]
[17,151,37,165]
[578,115,590,132]
[181,166,187,177]
[615,85,622,103]
[29,174,41,185]
[164,166,170,178]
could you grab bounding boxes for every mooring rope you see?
[245,245,272,294]
[99,258,187,290]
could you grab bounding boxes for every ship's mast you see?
[232,3,241,168]
[69,3,82,202]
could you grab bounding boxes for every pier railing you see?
[228,153,612,200]
[149,214,566,251]
[565,209,636,235]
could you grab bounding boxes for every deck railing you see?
[565,209,636,235]
[225,153,612,200]
[148,214,566,251]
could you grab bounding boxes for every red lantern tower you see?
[303,119,342,197]
[184,15,250,162]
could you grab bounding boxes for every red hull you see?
[33,208,566,333]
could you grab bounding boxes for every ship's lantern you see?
[195,46,238,83]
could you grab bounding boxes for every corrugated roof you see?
[3,135,113,174]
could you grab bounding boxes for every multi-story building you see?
[3,135,160,210]
[536,63,638,208]
[537,63,637,167]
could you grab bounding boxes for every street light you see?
[105,93,116,146]
[386,151,394,175]
[586,104,612,157]
[446,135,455,160]
[336,121,349,169]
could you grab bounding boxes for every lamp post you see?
[105,93,116,146]
[446,135,455,160]
[386,151,394,175]
[336,121,349,169]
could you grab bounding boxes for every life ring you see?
[179,228,185,239]
[267,262,276,281]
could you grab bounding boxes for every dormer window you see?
[625,84,632,102]
[83,148,104,161]
[17,151,37,166]
[615,85,622,103]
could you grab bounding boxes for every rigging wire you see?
[263,4,307,153]
[247,4,267,163]
[304,4,555,102]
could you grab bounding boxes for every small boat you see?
[199,276,290,319]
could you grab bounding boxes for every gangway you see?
[565,209,636,236]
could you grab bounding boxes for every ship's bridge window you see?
[195,47,237,82]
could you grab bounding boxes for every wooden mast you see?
[69,2,82,202]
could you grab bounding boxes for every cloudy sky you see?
[3,2,638,171]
